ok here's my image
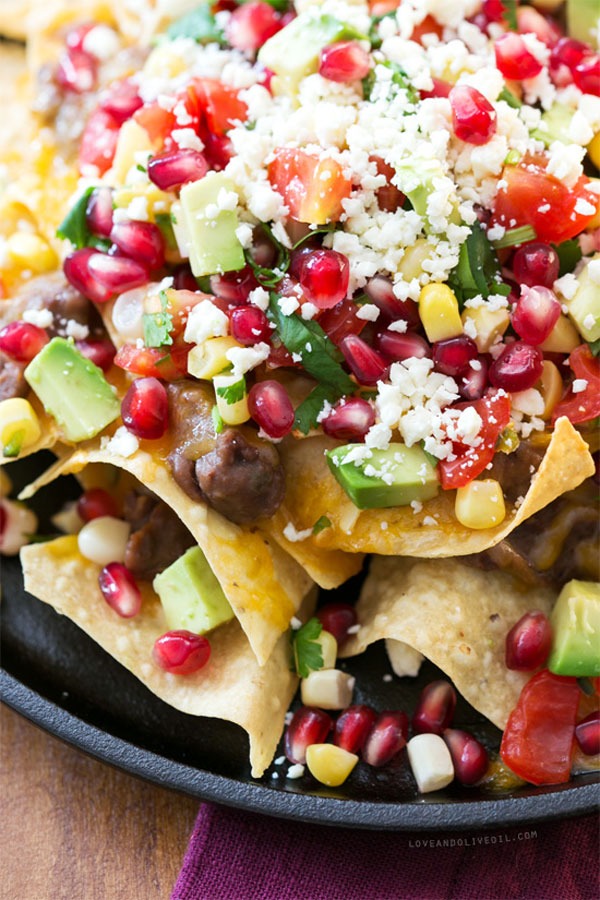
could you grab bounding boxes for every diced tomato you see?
[410,14,444,44]
[192,79,248,136]
[552,344,600,425]
[490,155,600,244]
[268,148,352,225]
[114,344,189,381]
[438,389,512,490]
[79,108,121,175]
[500,670,580,785]
[162,288,210,338]
[134,103,177,146]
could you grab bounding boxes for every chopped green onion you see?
[492,225,537,250]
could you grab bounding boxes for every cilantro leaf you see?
[449,224,503,305]
[362,61,419,105]
[167,3,225,44]
[293,384,337,434]
[498,85,521,109]
[502,0,518,31]
[312,515,332,535]
[216,376,246,404]
[293,618,324,678]
[553,239,583,277]
[211,405,224,432]
[588,339,600,357]
[142,292,174,348]
[56,187,111,251]
[244,225,290,287]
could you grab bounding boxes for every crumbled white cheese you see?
[226,341,270,375]
[184,300,229,345]
[283,523,314,542]
[22,308,53,329]
[572,379,588,394]
[286,764,305,780]
[103,426,139,458]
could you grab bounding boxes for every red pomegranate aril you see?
[489,341,544,392]
[86,187,114,238]
[110,221,165,271]
[289,243,317,281]
[459,355,489,401]
[75,338,116,372]
[363,710,409,767]
[88,251,150,292]
[0,321,48,363]
[575,711,600,756]
[148,149,209,192]
[364,275,420,327]
[99,79,143,124]
[334,705,377,754]
[482,0,505,24]
[449,85,497,145]
[511,285,561,345]
[319,299,367,346]
[230,306,271,345]
[375,329,431,363]
[174,264,200,292]
[64,249,114,303]
[572,55,600,96]
[512,242,560,289]
[319,40,371,83]
[226,1,282,52]
[550,37,590,73]
[516,6,562,48]
[285,706,333,764]
[494,33,543,80]
[98,562,142,618]
[316,603,357,647]
[121,376,169,440]
[77,487,119,522]
[56,48,97,93]
[433,335,478,377]
[505,610,553,671]
[153,630,211,675]
[210,266,258,305]
[420,77,452,99]
[299,250,350,309]
[443,728,489,785]
[66,22,95,52]
[412,680,457,735]
[321,397,375,441]
[249,227,280,269]
[247,380,294,439]
[340,334,388,385]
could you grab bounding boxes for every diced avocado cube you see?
[179,173,245,278]
[392,158,460,230]
[531,104,573,147]
[326,442,439,510]
[24,337,119,442]
[258,12,364,95]
[563,255,600,343]
[567,0,599,44]
[547,580,600,677]
[153,545,234,634]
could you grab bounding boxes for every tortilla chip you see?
[276,416,594,557]
[21,535,304,776]
[341,555,555,730]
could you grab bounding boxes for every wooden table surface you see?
[1,704,200,900]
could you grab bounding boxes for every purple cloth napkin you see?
[172,803,599,900]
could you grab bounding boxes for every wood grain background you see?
[1,705,199,900]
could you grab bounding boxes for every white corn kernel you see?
[213,373,250,426]
[111,287,147,340]
[0,499,38,555]
[51,501,84,535]
[455,479,506,530]
[537,360,563,420]
[385,639,424,678]
[305,744,358,787]
[77,516,131,566]
[407,733,455,794]
[316,630,338,670]
[461,306,510,353]
[301,669,355,710]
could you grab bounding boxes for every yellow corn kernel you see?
[461,306,510,353]
[113,184,173,218]
[109,120,153,185]
[305,744,359,787]
[588,135,600,171]
[7,233,58,273]
[419,283,463,343]
[213,373,250,426]
[455,479,506,530]
[316,630,338,670]
[537,360,563,421]
[399,239,430,281]
[0,398,41,458]
[539,314,580,353]
[188,336,242,380]
[143,43,189,79]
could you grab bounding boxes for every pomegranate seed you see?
[573,55,600,96]
[516,6,562,48]
[110,221,165,271]
[298,250,350,309]
[75,338,116,372]
[482,0,505,24]
[319,299,367,346]
[459,355,489,401]
[363,710,409,767]
[121,376,169,440]
[65,22,95,52]
[174,264,200,292]
[575,711,600,756]
[319,41,371,83]
[247,380,294,439]
[285,706,333,764]
[334,705,377,754]
[226,1,282,52]
[316,603,357,647]
[0,321,48,362]
[230,306,271,345]
[153,630,211,675]
[321,397,375,441]
[505,610,552,670]
[374,329,431,363]
[98,562,142,618]
[443,728,488,785]
[88,252,149,292]
[364,275,420,327]
[56,48,97,93]
[370,157,405,213]
[99,79,143,124]
[77,487,119,522]
[449,85,497,145]
[86,187,114,238]
[550,37,590,73]
[412,680,457,735]
[432,335,478,377]
[419,77,452,99]
[288,244,318,281]
[511,285,561,345]
[249,227,281,270]
[494,33,543,80]
[512,242,560,289]
[340,334,388,385]
[489,341,543,392]
[64,249,114,303]
[148,149,209,192]
[210,266,258,305]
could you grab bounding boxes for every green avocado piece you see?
[153,545,234,634]
[563,254,600,343]
[179,173,245,277]
[24,337,119,442]
[567,0,599,44]
[547,580,600,677]
[326,442,439,510]
[392,158,460,231]
[531,104,574,147]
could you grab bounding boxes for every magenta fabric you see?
[172,803,599,900]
